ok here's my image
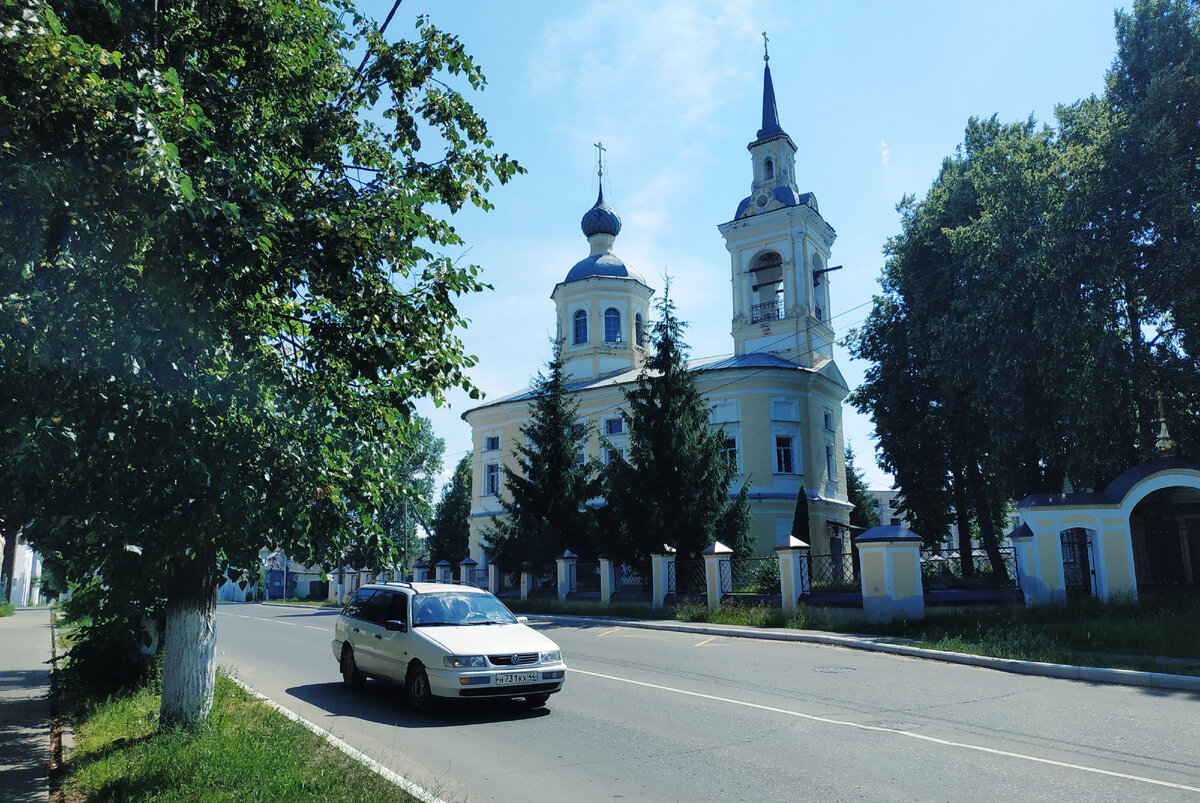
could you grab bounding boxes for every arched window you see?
[635,314,645,347]
[764,157,774,181]
[749,250,784,323]
[573,309,588,344]
[604,308,621,342]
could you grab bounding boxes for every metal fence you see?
[569,561,601,594]
[667,559,707,597]
[496,568,521,596]
[616,562,650,594]
[530,565,557,597]
[921,547,1018,590]
[721,556,781,596]
[807,552,859,593]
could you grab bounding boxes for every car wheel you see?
[405,662,436,713]
[340,646,365,690]
[521,694,550,708]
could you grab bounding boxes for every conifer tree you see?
[603,285,750,562]
[427,454,472,565]
[845,446,880,530]
[485,341,598,567]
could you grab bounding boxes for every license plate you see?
[495,671,539,685]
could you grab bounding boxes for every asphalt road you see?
[215,603,1200,802]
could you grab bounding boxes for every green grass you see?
[511,592,1200,676]
[0,601,14,617]
[61,672,422,802]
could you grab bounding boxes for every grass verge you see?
[60,671,422,802]
[510,593,1200,676]
[0,601,14,617]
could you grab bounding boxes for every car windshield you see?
[411,591,519,627]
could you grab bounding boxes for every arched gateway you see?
[1011,456,1200,605]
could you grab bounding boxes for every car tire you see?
[340,646,366,690]
[405,662,436,713]
[521,694,550,708]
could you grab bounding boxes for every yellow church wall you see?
[1099,528,1134,596]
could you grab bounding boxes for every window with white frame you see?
[823,409,835,432]
[485,435,500,451]
[723,436,739,471]
[825,444,837,482]
[573,309,588,344]
[604,307,621,342]
[484,463,500,496]
[604,446,625,465]
[776,436,796,474]
[604,417,624,436]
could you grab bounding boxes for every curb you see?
[532,614,1200,693]
[225,676,447,803]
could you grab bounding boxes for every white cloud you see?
[880,139,890,168]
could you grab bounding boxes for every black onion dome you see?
[580,185,621,237]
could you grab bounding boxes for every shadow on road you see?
[285,680,552,729]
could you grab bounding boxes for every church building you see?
[462,49,853,565]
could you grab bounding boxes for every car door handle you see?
[374,634,382,639]
[352,627,360,633]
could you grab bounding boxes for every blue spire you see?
[756,60,785,141]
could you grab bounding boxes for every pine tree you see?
[603,284,750,562]
[845,446,881,530]
[427,454,473,565]
[485,342,598,567]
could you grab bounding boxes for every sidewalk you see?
[0,606,52,803]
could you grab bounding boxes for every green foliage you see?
[376,415,444,568]
[0,601,13,617]
[790,483,811,543]
[486,341,599,567]
[602,285,751,562]
[844,447,880,530]
[426,453,473,564]
[62,672,421,801]
[849,0,1200,549]
[0,0,520,723]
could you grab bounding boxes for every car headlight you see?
[444,655,487,669]
[540,649,562,664]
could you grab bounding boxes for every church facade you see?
[462,54,853,565]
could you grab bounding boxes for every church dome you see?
[564,252,645,284]
[580,187,621,237]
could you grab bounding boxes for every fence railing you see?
[921,548,1018,590]
[807,552,859,593]
[721,556,781,596]
[569,561,601,594]
[667,559,707,597]
[616,562,651,595]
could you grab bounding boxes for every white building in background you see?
[1,535,43,606]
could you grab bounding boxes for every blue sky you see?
[389,0,1126,491]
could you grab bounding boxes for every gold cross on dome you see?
[595,142,606,177]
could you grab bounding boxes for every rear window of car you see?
[342,588,375,620]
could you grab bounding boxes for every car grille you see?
[488,652,539,666]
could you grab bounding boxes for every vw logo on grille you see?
[511,654,521,665]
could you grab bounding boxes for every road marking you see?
[221,612,327,632]
[569,668,1200,794]
[596,628,621,638]
[695,636,717,647]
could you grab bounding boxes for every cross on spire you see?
[595,141,606,178]
[763,31,769,61]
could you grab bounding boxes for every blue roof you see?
[734,187,810,220]
[755,61,786,142]
[563,253,646,284]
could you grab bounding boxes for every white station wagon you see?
[331,581,567,711]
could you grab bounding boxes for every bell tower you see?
[717,35,837,369]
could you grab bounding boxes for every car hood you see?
[417,622,559,656]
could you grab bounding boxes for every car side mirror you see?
[384,619,407,633]
[516,616,529,624]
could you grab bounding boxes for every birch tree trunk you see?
[159,548,218,727]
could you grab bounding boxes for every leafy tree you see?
[844,447,880,531]
[485,341,599,568]
[602,285,751,562]
[427,454,472,565]
[378,416,444,568]
[0,0,519,725]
